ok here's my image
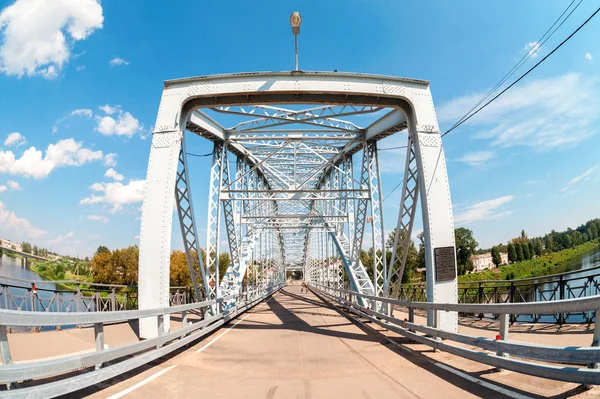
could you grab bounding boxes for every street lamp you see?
[290,11,302,70]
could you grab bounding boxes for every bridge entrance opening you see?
[138,72,458,338]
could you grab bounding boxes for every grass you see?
[459,239,600,283]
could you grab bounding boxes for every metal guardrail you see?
[399,264,600,324]
[310,283,600,386]
[0,276,196,324]
[0,283,284,397]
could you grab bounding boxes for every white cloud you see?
[105,168,123,181]
[0,185,6,193]
[109,57,129,67]
[80,179,145,212]
[0,138,103,179]
[456,151,494,166]
[454,195,515,225]
[585,52,593,61]
[76,65,85,71]
[71,108,92,118]
[53,108,93,133]
[45,230,88,257]
[524,41,541,58]
[0,0,103,79]
[561,165,598,193]
[104,153,118,167]
[4,132,25,146]
[6,180,20,190]
[46,231,74,246]
[87,214,108,223]
[95,106,141,137]
[437,73,599,150]
[99,104,119,115]
[0,201,45,239]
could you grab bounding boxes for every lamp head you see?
[290,12,302,35]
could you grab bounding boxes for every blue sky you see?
[0,0,598,256]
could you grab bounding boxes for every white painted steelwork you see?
[138,71,457,338]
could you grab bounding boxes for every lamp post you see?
[290,12,302,70]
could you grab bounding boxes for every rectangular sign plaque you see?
[434,246,456,282]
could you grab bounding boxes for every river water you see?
[0,254,74,314]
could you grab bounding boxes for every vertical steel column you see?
[344,156,355,257]
[387,134,419,298]
[206,142,225,302]
[412,126,458,331]
[219,148,242,293]
[365,141,386,298]
[175,135,207,302]
[138,129,181,339]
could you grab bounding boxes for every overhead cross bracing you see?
[138,71,459,338]
[188,104,399,295]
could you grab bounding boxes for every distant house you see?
[0,238,22,252]
[469,252,508,272]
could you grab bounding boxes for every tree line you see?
[488,218,600,266]
[90,245,231,287]
[80,217,600,287]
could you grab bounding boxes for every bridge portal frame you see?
[138,71,458,338]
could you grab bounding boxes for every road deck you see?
[83,285,503,399]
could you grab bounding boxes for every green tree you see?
[589,223,598,240]
[417,232,426,270]
[522,242,531,260]
[218,252,231,283]
[544,234,554,253]
[21,242,32,254]
[491,246,502,267]
[455,228,478,276]
[528,241,535,259]
[533,238,543,256]
[516,243,524,262]
[507,242,517,263]
[96,246,110,255]
[385,228,418,284]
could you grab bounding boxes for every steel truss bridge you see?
[1,72,600,398]
[138,71,458,337]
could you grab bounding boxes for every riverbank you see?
[30,260,93,291]
[459,239,600,282]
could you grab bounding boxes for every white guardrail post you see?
[93,323,104,370]
[592,309,600,369]
[497,313,509,358]
[0,325,13,389]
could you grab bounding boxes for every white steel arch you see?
[138,71,458,338]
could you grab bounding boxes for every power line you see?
[447,0,582,132]
[383,179,404,203]
[443,5,600,138]
[378,145,408,151]
[187,151,213,157]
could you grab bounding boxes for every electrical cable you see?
[443,5,600,138]
[378,145,408,151]
[383,179,404,203]
[447,0,583,132]
[186,151,214,157]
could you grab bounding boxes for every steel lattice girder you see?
[174,135,208,301]
[139,71,458,339]
[386,133,420,298]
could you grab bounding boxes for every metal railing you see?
[0,283,283,397]
[0,275,196,318]
[398,265,600,324]
[310,282,600,386]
